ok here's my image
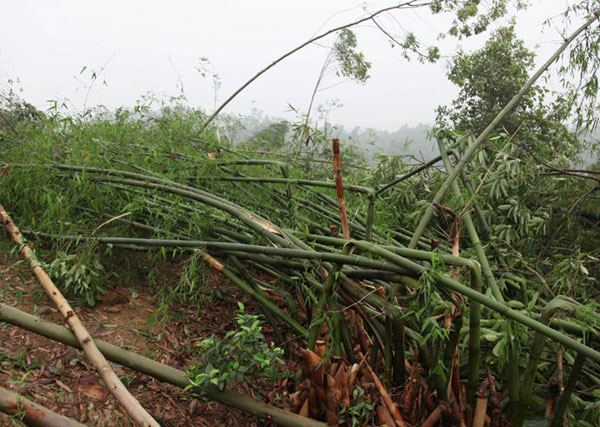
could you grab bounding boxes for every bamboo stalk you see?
[437,137,503,301]
[365,192,375,241]
[307,260,344,350]
[22,232,411,275]
[0,386,88,427]
[459,169,490,239]
[186,175,373,195]
[375,154,445,196]
[350,241,600,362]
[550,352,586,427]
[515,297,583,426]
[408,14,600,249]
[202,1,425,128]
[197,249,308,337]
[0,304,326,427]
[507,330,521,422]
[0,204,160,427]
[332,138,351,239]
[467,269,483,405]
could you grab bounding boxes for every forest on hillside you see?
[1,1,600,426]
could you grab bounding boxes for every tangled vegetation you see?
[1,3,600,427]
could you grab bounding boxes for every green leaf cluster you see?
[185,302,286,397]
[46,250,105,306]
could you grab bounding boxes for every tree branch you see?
[202,1,428,129]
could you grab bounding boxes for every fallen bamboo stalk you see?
[351,240,600,362]
[0,386,87,427]
[0,304,326,427]
[375,154,445,196]
[185,175,373,194]
[21,232,411,275]
[0,203,159,427]
[421,403,448,427]
[437,137,503,302]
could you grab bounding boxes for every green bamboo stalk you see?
[408,14,599,249]
[77,206,192,240]
[436,137,503,301]
[350,241,600,362]
[307,268,339,349]
[0,304,325,427]
[459,169,490,239]
[467,268,482,405]
[296,232,478,273]
[228,255,283,337]
[515,297,584,426]
[92,175,293,247]
[214,159,289,170]
[186,175,374,195]
[442,311,463,394]
[507,326,521,422]
[47,164,294,247]
[24,232,412,275]
[195,249,307,337]
[550,352,586,427]
[215,251,305,270]
[375,154,444,196]
[365,192,375,241]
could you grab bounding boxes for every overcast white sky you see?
[0,1,577,130]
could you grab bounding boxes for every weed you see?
[185,302,286,397]
[339,386,374,426]
[46,250,105,306]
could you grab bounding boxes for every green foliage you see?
[339,386,374,427]
[185,302,286,397]
[437,26,536,135]
[333,29,371,83]
[46,250,105,306]
[559,1,600,131]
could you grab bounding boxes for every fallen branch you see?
[0,303,326,427]
[0,386,87,427]
[202,1,426,128]
[0,203,159,427]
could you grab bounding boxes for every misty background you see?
[0,1,584,161]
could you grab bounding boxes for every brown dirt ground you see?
[0,236,294,426]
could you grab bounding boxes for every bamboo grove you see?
[1,16,600,427]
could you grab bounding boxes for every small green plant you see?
[339,387,374,427]
[185,302,286,397]
[46,250,105,306]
